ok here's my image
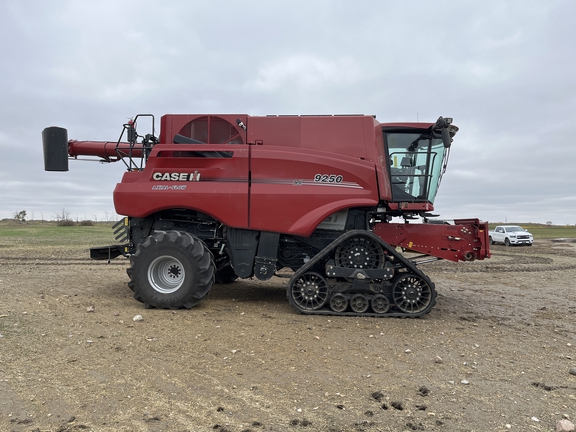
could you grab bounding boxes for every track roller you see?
[370,294,391,314]
[329,293,348,313]
[350,294,370,313]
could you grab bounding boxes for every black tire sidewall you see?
[131,232,213,308]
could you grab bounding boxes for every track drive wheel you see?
[289,272,329,311]
[391,273,435,315]
[334,236,384,269]
[128,231,215,309]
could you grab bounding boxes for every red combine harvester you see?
[42,114,490,317]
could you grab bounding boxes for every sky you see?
[1,0,575,225]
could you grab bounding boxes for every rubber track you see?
[287,230,436,318]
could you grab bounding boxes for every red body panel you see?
[247,115,393,205]
[114,144,250,228]
[247,115,376,157]
[114,114,396,236]
[373,219,491,262]
[249,146,379,236]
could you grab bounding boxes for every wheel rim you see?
[291,272,329,311]
[371,294,390,314]
[350,294,369,313]
[392,274,433,314]
[148,255,185,294]
[329,293,348,313]
[335,236,384,269]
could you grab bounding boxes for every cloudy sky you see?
[1,0,575,225]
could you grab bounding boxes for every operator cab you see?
[383,117,456,205]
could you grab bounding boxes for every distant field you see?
[488,223,576,239]
[0,221,117,246]
[1,220,574,243]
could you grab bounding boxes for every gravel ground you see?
[0,239,575,431]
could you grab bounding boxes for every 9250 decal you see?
[314,174,343,183]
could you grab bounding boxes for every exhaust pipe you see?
[42,126,69,171]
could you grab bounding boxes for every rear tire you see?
[126,267,135,291]
[128,231,215,309]
[489,236,494,245]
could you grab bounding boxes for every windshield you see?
[505,226,525,232]
[384,131,449,204]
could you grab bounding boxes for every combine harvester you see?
[43,113,490,317]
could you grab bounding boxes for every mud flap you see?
[90,245,127,261]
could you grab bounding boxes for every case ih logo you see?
[152,171,201,182]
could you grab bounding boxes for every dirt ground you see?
[1,237,575,432]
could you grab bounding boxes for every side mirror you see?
[433,117,452,148]
[441,127,451,149]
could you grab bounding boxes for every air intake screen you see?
[177,116,243,144]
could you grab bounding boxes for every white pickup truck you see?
[489,225,533,246]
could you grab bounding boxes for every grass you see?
[0,220,119,247]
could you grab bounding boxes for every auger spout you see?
[42,126,144,171]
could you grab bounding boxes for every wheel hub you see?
[148,255,185,294]
[302,281,321,300]
[168,265,181,279]
[402,286,420,302]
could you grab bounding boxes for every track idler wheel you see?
[289,271,329,311]
[391,273,435,315]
